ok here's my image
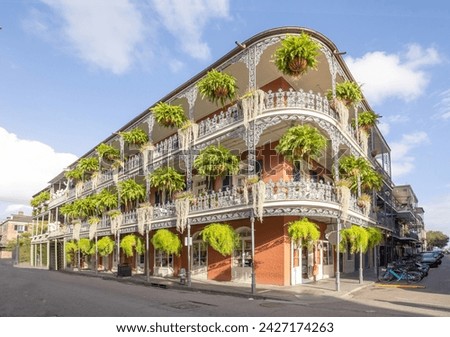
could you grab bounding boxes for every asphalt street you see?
[1,257,450,317]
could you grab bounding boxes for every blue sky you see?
[0,0,449,235]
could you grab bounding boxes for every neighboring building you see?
[0,211,32,259]
[30,27,426,286]
[392,185,426,256]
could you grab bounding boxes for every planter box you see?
[117,263,132,277]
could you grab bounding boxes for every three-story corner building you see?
[30,27,426,286]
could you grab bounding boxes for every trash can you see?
[117,264,132,277]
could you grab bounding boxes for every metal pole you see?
[116,230,120,274]
[187,220,192,287]
[336,218,341,292]
[55,239,58,271]
[250,210,256,294]
[95,233,98,275]
[145,225,150,282]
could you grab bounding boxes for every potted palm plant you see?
[273,33,320,78]
[118,179,146,212]
[329,81,363,108]
[95,188,118,214]
[65,167,83,182]
[201,223,239,256]
[65,240,78,270]
[148,166,186,203]
[193,144,240,191]
[339,155,382,195]
[96,143,120,167]
[275,124,327,179]
[78,157,99,181]
[151,102,187,128]
[119,128,149,151]
[197,69,238,106]
[352,110,380,133]
[30,190,51,208]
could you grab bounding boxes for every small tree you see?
[426,231,449,249]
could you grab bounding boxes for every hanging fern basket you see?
[201,223,239,256]
[288,57,308,76]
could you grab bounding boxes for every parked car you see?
[418,252,441,268]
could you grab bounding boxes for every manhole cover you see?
[169,301,201,310]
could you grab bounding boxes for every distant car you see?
[419,252,441,268]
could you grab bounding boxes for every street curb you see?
[58,269,276,301]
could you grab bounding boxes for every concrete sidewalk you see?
[15,262,377,301]
[68,267,377,301]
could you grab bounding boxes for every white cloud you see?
[434,88,450,120]
[37,0,146,74]
[346,44,441,105]
[0,203,32,220]
[390,131,429,179]
[0,127,77,204]
[151,0,230,60]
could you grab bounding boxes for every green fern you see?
[273,33,320,77]
[151,229,182,256]
[151,102,187,128]
[201,223,239,256]
[197,69,238,106]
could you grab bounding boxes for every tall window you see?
[154,250,173,268]
[234,227,252,267]
[192,232,207,268]
[322,241,332,265]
